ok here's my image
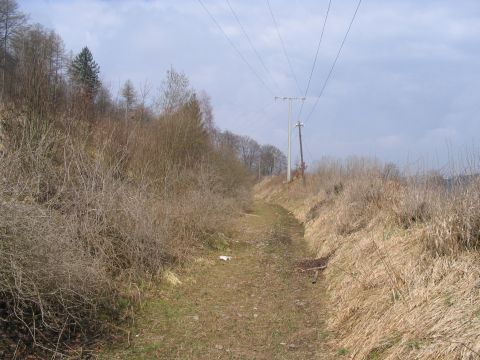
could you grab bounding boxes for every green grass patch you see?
[406,339,423,350]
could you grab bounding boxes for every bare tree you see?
[272,147,287,175]
[158,67,193,114]
[95,84,113,117]
[0,0,26,99]
[213,131,286,176]
[121,79,137,119]
[137,79,152,121]
[48,30,66,111]
[198,90,215,135]
[238,135,261,172]
[12,25,65,117]
[217,130,238,150]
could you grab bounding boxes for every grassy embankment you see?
[256,159,480,359]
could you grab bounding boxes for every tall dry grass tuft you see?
[425,179,480,255]
[335,174,384,235]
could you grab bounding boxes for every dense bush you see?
[0,102,251,356]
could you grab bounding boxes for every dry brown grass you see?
[255,159,480,359]
[424,180,480,256]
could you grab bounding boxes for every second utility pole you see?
[275,96,305,182]
[296,121,306,186]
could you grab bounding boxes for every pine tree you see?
[69,46,100,100]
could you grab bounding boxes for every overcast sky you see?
[21,0,480,169]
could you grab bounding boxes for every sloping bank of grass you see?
[255,161,480,359]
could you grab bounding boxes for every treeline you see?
[0,0,285,176]
[0,0,283,357]
[216,131,286,176]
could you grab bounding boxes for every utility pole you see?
[275,96,305,182]
[296,121,306,186]
[258,155,261,179]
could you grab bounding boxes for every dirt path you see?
[101,201,329,359]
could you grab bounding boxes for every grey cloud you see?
[22,0,480,168]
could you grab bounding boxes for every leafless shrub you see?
[0,101,250,356]
[0,199,115,349]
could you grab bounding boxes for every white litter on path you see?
[219,256,232,261]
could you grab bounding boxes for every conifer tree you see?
[69,46,100,100]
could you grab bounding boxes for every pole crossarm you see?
[275,96,306,101]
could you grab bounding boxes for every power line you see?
[225,0,281,92]
[230,100,276,130]
[266,0,302,95]
[297,0,332,119]
[304,139,315,167]
[304,0,363,123]
[197,0,275,96]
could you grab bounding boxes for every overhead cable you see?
[197,0,275,96]
[304,0,363,123]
